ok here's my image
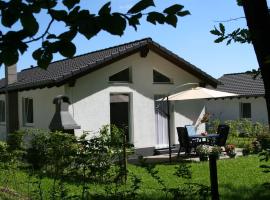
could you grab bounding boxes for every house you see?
[206,72,268,124]
[0,38,218,155]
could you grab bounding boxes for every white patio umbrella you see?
[167,87,238,101]
[159,85,238,163]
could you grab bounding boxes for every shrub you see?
[250,140,262,153]
[242,144,252,156]
[225,120,240,137]
[0,141,9,163]
[238,119,253,137]
[6,130,25,151]
[207,118,220,134]
[253,122,265,136]
[256,133,270,150]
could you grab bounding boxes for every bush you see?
[257,133,270,150]
[0,141,9,163]
[6,130,25,151]
[225,120,240,137]
[207,118,220,134]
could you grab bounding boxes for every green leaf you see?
[40,0,57,9]
[17,42,28,54]
[37,51,53,69]
[163,4,184,15]
[128,13,142,30]
[78,17,100,39]
[32,48,43,61]
[58,30,77,41]
[219,23,225,34]
[214,37,224,43]
[99,14,127,36]
[59,41,76,58]
[47,34,57,39]
[210,28,222,36]
[63,0,80,10]
[177,10,190,17]
[1,9,20,27]
[98,2,111,16]
[2,48,19,66]
[226,39,232,45]
[128,0,155,14]
[20,12,39,36]
[165,15,177,28]
[50,9,68,21]
[147,12,165,25]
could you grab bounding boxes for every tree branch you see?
[24,18,54,44]
[214,17,245,23]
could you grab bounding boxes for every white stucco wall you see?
[206,97,268,124]
[18,86,65,130]
[65,50,206,149]
[0,94,6,140]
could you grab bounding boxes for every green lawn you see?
[1,155,270,199]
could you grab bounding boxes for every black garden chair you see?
[215,124,230,147]
[176,127,199,156]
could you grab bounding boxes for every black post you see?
[123,133,127,183]
[166,96,172,163]
[209,154,219,200]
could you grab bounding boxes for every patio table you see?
[189,134,219,145]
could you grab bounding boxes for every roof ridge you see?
[223,72,256,76]
[21,37,153,72]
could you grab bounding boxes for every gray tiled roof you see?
[0,38,218,93]
[217,72,265,96]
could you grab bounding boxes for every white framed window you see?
[22,97,34,126]
[240,102,251,119]
[0,100,5,124]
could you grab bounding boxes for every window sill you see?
[23,123,34,127]
[108,82,133,85]
[153,82,174,84]
[0,122,6,126]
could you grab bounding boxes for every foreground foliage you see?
[0,0,189,68]
[1,155,270,199]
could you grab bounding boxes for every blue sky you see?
[0,0,263,79]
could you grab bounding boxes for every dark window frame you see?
[240,102,251,119]
[0,100,5,123]
[22,97,34,126]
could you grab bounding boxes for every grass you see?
[1,156,270,199]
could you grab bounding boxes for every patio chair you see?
[185,125,197,136]
[215,124,230,147]
[185,125,208,145]
[176,127,198,156]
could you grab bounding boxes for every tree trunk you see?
[242,0,270,126]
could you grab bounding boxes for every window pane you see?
[23,98,33,124]
[241,103,251,118]
[27,98,33,123]
[109,68,130,82]
[153,70,171,83]
[0,100,5,122]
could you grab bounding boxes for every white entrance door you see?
[154,95,169,148]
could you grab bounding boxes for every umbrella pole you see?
[166,96,172,163]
